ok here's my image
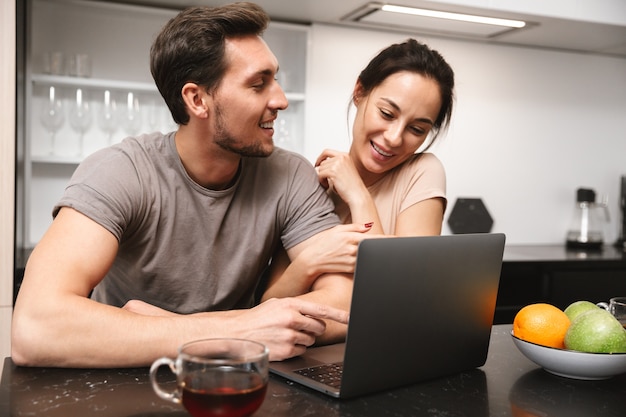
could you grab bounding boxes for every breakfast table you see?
[2,325,625,416]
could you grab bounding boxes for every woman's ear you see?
[181,83,210,119]
[352,80,365,106]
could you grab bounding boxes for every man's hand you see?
[237,297,349,361]
[123,297,349,362]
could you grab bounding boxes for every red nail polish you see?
[364,222,373,228]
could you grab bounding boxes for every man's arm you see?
[295,272,353,345]
[277,227,371,345]
[11,208,348,367]
[261,223,373,302]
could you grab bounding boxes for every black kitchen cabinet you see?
[494,245,626,323]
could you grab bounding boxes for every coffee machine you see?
[566,188,609,250]
[615,176,626,250]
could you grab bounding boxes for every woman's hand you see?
[296,223,373,276]
[315,149,368,207]
[315,149,384,234]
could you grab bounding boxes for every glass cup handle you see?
[149,357,181,404]
[596,302,609,311]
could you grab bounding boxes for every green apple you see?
[563,300,599,322]
[564,309,626,353]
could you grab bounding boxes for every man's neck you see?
[174,128,241,190]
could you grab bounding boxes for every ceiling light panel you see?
[344,2,530,38]
[381,5,526,28]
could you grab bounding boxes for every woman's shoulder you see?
[396,152,445,177]
[409,152,443,166]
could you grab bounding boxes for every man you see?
[12,3,365,368]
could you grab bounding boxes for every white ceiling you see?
[103,0,626,58]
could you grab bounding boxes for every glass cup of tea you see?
[597,297,626,327]
[150,338,269,417]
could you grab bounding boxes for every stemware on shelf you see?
[162,106,178,133]
[275,114,291,146]
[146,100,160,133]
[98,90,117,145]
[68,88,92,156]
[39,85,65,155]
[146,101,177,134]
[123,92,142,135]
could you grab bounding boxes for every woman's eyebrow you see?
[381,97,434,126]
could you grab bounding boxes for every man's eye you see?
[252,78,269,89]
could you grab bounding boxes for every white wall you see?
[304,23,626,245]
[1,0,16,371]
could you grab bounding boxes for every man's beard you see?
[213,104,274,157]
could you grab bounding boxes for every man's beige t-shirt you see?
[54,132,339,313]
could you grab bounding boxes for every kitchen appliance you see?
[566,188,609,250]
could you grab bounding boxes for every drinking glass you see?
[42,52,65,75]
[150,338,269,417]
[40,86,65,155]
[68,88,91,156]
[68,53,91,78]
[123,92,142,135]
[98,90,117,145]
[597,297,626,328]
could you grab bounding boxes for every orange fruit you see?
[513,303,571,348]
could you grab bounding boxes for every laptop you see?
[269,233,506,399]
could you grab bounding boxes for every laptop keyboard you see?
[294,362,343,388]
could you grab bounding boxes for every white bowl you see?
[511,332,626,380]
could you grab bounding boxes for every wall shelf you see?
[31,154,82,165]
[32,74,158,93]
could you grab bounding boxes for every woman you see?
[262,38,455,301]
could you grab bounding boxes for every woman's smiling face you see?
[350,71,442,185]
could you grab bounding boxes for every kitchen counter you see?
[503,243,626,263]
[2,325,625,416]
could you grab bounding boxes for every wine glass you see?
[162,105,178,133]
[98,90,117,145]
[123,92,142,135]
[68,88,92,157]
[146,100,161,133]
[275,117,291,146]
[40,86,65,155]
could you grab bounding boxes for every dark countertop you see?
[14,244,626,305]
[2,325,625,417]
[503,244,626,263]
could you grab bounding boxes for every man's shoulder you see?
[72,132,174,188]
[246,147,314,174]
[118,131,173,155]
[88,132,174,168]
[269,147,310,164]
